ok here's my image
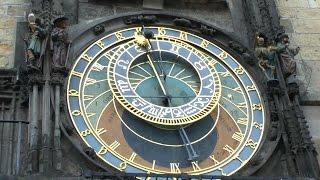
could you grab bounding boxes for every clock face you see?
[67,26,265,177]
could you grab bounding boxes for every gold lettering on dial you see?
[170,163,181,173]
[232,132,244,142]
[109,140,120,151]
[252,104,262,111]
[158,27,166,36]
[115,32,125,40]
[71,71,83,78]
[223,145,234,155]
[97,146,108,155]
[96,128,106,135]
[180,32,188,40]
[191,161,201,171]
[68,89,79,97]
[200,40,210,48]
[237,118,248,126]
[72,110,81,116]
[82,54,93,63]
[96,40,105,48]
[128,152,137,162]
[209,155,219,165]
[80,129,91,137]
[152,160,156,170]
[246,139,258,149]
[253,122,263,130]
[218,51,228,60]
[234,67,244,74]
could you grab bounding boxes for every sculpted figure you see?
[51,17,70,68]
[276,34,300,78]
[26,13,46,69]
[254,35,277,80]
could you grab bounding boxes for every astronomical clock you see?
[66,15,267,177]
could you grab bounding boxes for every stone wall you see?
[276,0,320,163]
[0,0,30,69]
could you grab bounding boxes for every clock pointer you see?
[140,29,199,161]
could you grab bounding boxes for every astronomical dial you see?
[67,26,265,177]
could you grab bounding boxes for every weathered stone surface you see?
[292,19,320,33]
[276,0,309,8]
[7,5,28,16]
[301,106,320,165]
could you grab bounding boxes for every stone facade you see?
[276,0,320,163]
[0,0,30,69]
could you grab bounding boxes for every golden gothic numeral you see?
[180,32,188,40]
[246,139,258,149]
[158,27,166,36]
[82,54,93,63]
[234,67,244,74]
[247,85,256,91]
[80,129,91,137]
[119,162,127,171]
[115,32,125,40]
[218,51,228,59]
[97,146,108,155]
[68,89,79,96]
[252,104,262,111]
[96,40,105,48]
[72,110,81,116]
[253,122,263,130]
[200,40,209,48]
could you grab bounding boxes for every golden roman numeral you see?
[191,161,201,171]
[237,118,248,126]
[209,155,219,165]
[232,132,244,142]
[85,78,97,86]
[170,163,180,173]
[96,128,106,135]
[109,141,120,150]
[223,145,234,155]
[92,63,105,72]
[152,160,156,170]
[247,85,256,91]
[128,152,137,162]
[237,102,247,109]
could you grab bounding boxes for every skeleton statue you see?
[51,16,70,68]
[276,34,300,79]
[26,13,46,69]
[254,35,277,80]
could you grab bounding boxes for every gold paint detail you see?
[71,71,83,77]
[71,110,81,116]
[237,118,248,126]
[68,89,79,96]
[252,104,262,111]
[253,122,263,130]
[179,32,188,40]
[96,40,105,49]
[96,128,107,135]
[115,32,125,40]
[234,67,244,75]
[97,146,108,155]
[200,40,210,48]
[82,54,93,63]
[158,27,166,36]
[246,139,258,149]
[218,51,228,60]
[119,162,127,171]
[128,152,137,162]
[223,145,234,155]
[109,140,120,150]
[170,163,181,173]
[152,160,156,170]
[232,132,244,142]
[80,129,92,137]
[209,155,219,165]
[191,161,201,171]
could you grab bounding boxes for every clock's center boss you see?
[108,29,221,128]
